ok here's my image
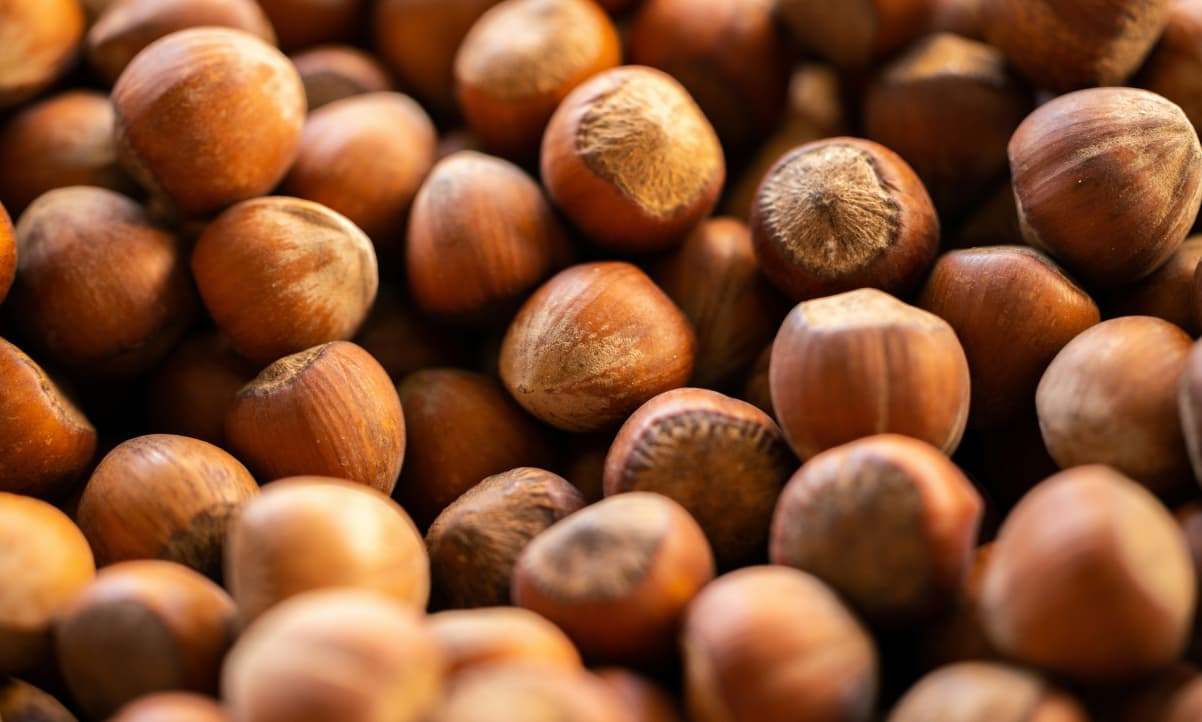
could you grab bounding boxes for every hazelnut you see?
[405,151,572,321]
[741,343,773,418]
[225,476,427,622]
[112,28,305,218]
[652,217,790,389]
[769,288,971,460]
[541,66,724,254]
[0,200,12,303]
[628,0,788,150]
[775,0,929,68]
[1177,502,1202,661]
[983,0,1170,91]
[430,664,632,722]
[10,186,197,375]
[291,45,395,110]
[0,91,133,216]
[0,0,85,108]
[594,669,683,722]
[374,0,503,117]
[255,0,363,51]
[918,246,1101,429]
[499,262,697,432]
[980,465,1196,682]
[0,678,78,722]
[224,342,405,493]
[75,434,258,578]
[951,180,1026,249]
[87,0,275,84]
[1037,316,1193,497]
[110,693,228,722]
[0,337,96,499]
[1139,0,1202,133]
[770,434,983,624]
[512,492,715,665]
[191,196,379,365]
[147,331,257,446]
[603,388,795,568]
[1112,666,1202,722]
[0,492,95,674]
[428,607,582,675]
[750,137,940,301]
[1009,87,1202,288]
[352,283,469,381]
[454,0,621,161]
[222,589,445,722]
[55,560,237,719]
[280,93,435,258]
[681,565,878,722]
[1106,235,1202,335]
[886,661,1088,722]
[925,0,984,39]
[426,467,583,608]
[559,433,612,503]
[1180,338,1202,485]
[864,34,1031,218]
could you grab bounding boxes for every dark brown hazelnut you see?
[191,196,378,365]
[983,0,1170,91]
[0,678,78,722]
[541,66,724,254]
[652,217,790,389]
[10,186,197,375]
[224,341,406,494]
[1037,316,1193,497]
[87,0,275,84]
[110,693,228,722]
[1111,666,1202,722]
[430,664,631,722]
[112,28,305,218]
[512,492,715,666]
[594,668,683,722]
[559,433,612,503]
[770,434,983,624]
[252,0,364,52]
[222,589,445,722]
[1009,87,1202,288]
[770,288,971,460]
[951,180,1026,249]
[428,607,582,675]
[499,262,697,432]
[0,0,85,108]
[980,465,1196,682]
[887,661,1088,722]
[55,560,237,719]
[291,45,395,110]
[405,151,571,321]
[681,565,878,722]
[0,493,95,674]
[775,0,929,68]
[750,137,940,301]
[426,467,583,608]
[1108,235,1202,334]
[741,343,773,418]
[604,388,794,568]
[280,93,435,257]
[75,434,258,578]
[454,0,621,161]
[0,337,96,499]
[225,476,428,623]
[147,331,257,446]
[1139,0,1202,133]
[352,284,469,381]
[918,246,1101,429]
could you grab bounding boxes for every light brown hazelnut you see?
[428,607,582,675]
[110,692,228,722]
[0,0,85,108]
[594,668,683,722]
[430,664,632,722]
[886,661,1088,722]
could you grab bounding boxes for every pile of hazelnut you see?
[4,0,1202,720]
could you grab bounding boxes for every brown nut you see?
[113,27,305,218]
[1112,666,1202,722]
[0,0,85,108]
[1175,502,1202,662]
[1106,235,1202,335]
[454,0,620,161]
[652,217,790,389]
[925,0,984,39]
[191,196,378,366]
[224,341,405,493]
[110,693,228,722]
[1139,0,1202,134]
[980,465,1196,682]
[352,283,469,382]
[918,246,1100,429]
[541,66,724,254]
[10,186,197,375]
[1009,87,1202,288]
[775,0,929,69]
[291,45,395,110]
[0,678,78,722]
[0,200,11,303]
[681,565,878,722]
[0,493,94,674]
[76,434,259,578]
[770,288,971,460]
[426,467,583,608]
[430,664,632,722]
[983,0,1169,91]
[55,560,237,720]
[1037,316,1193,498]
[603,388,795,568]
[594,669,683,722]
[0,91,133,216]
[742,343,774,418]
[87,0,275,84]
[281,93,435,257]
[428,607,582,675]
[750,137,940,302]
[499,261,697,432]
[886,661,1088,722]
[512,492,715,666]
[405,151,571,321]
[769,434,983,624]
[147,331,257,445]
[222,589,445,722]
[1179,337,1202,485]
[0,337,96,499]
[255,0,363,51]
[225,476,428,623]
